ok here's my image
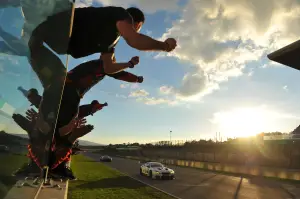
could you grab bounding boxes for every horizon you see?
[6,130,297,146]
[0,0,300,145]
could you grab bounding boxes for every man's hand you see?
[164,38,177,52]
[76,118,87,128]
[26,108,38,123]
[137,76,144,83]
[129,56,139,68]
[68,124,94,143]
[59,117,78,136]
[104,102,108,106]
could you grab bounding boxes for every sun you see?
[211,107,273,138]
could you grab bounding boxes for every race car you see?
[100,155,112,162]
[0,145,9,153]
[140,161,175,180]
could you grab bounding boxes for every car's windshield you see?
[151,163,163,168]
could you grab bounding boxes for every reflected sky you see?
[0,1,75,195]
[0,1,70,134]
[0,7,37,133]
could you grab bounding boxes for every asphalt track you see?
[84,152,296,199]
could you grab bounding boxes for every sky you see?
[0,0,299,145]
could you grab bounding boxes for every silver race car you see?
[100,155,112,162]
[140,162,175,180]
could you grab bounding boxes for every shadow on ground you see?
[75,176,146,189]
[0,153,28,198]
[233,177,243,199]
[0,175,20,198]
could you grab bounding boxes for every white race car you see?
[140,162,175,180]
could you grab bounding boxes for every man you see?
[13,107,90,180]
[28,5,175,152]
[14,56,143,178]
[29,6,176,90]
[17,87,41,107]
[29,6,169,173]
[79,100,108,118]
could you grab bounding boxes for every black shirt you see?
[68,6,133,58]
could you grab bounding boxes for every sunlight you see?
[210,106,275,138]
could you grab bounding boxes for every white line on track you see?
[108,165,182,199]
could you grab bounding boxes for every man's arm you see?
[17,86,29,97]
[78,105,92,119]
[117,20,168,51]
[107,70,143,83]
[78,103,107,118]
[101,53,132,74]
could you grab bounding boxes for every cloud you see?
[120,83,140,90]
[0,62,20,76]
[120,84,129,89]
[159,85,174,95]
[136,97,176,106]
[247,68,254,77]
[145,30,153,36]
[129,89,177,106]
[157,0,300,100]
[115,93,127,99]
[159,71,220,101]
[283,85,288,91]
[76,0,180,13]
[6,71,21,77]
[129,89,149,97]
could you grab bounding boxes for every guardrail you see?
[120,155,300,181]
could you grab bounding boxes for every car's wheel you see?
[149,171,152,179]
[140,168,143,176]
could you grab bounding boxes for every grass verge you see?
[0,153,28,198]
[68,155,174,199]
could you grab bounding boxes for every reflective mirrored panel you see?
[0,0,73,198]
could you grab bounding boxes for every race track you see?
[84,153,295,199]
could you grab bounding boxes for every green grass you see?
[0,153,28,198]
[69,155,174,199]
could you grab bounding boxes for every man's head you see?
[126,7,145,32]
[27,88,39,103]
[91,100,99,106]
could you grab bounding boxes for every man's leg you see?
[28,27,67,89]
[26,11,72,170]
[67,59,106,98]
